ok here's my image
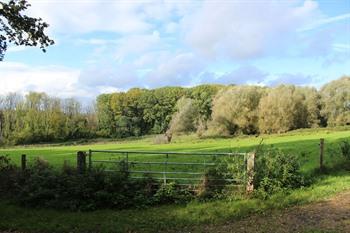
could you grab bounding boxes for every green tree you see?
[187,84,223,121]
[96,94,115,137]
[258,85,309,134]
[320,76,350,126]
[296,87,322,128]
[0,0,54,60]
[168,97,200,134]
[210,86,265,136]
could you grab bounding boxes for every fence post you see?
[77,151,86,173]
[88,149,92,170]
[319,138,324,172]
[21,154,26,171]
[246,152,255,193]
[164,153,168,185]
[126,152,129,172]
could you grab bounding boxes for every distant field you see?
[1,127,349,174]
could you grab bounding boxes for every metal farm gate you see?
[84,150,255,190]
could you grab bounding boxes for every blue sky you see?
[1,0,349,101]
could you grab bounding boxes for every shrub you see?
[0,157,195,211]
[340,139,350,161]
[254,147,306,199]
[15,165,159,211]
[0,155,20,197]
[153,134,170,144]
[154,182,193,204]
[196,155,246,199]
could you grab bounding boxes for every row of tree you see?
[0,92,97,145]
[168,77,349,136]
[0,77,348,145]
[96,85,222,138]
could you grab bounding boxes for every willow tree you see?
[168,97,200,134]
[258,85,308,134]
[210,86,265,136]
[321,76,350,126]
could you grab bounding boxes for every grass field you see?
[0,127,350,232]
[1,127,349,174]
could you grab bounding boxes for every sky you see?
[0,0,349,102]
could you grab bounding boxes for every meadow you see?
[0,127,349,233]
[1,127,349,173]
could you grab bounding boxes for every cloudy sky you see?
[1,0,349,101]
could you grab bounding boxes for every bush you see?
[153,134,170,144]
[15,165,160,211]
[0,157,196,211]
[154,182,193,204]
[0,150,309,210]
[340,139,350,160]
[196,155,246,199]
[254,147,306,199]
[0,155,20,197]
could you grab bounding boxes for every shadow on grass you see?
[0,172,349,233]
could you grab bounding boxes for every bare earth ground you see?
[186,191,350,233]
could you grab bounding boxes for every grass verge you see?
[0,172,349,233]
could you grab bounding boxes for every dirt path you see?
[191,191,350,233]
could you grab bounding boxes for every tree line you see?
[0,92,97,145]
[0,77,349,145]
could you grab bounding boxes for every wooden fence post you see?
[319,138,324,171]
[88,149,92,170]
[77,151,86,173]
[21,154,26,171]
[246,152,255,193]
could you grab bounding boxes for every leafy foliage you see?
[0,77,349,145]
[321,76,350,126]
[0,92,97,145]
[340,139,350,161]
[0,156,195,211]
[0,0,54,60]
[254,147,306,199]
[210,86,265,135]
[168,97,200,134]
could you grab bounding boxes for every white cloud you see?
[26,0,197,36]
[214,66,268,85]
[165,22,179,34]
[300,13,350,31]
[181,0,319,59]
[1,0,348,100]
[114,31,162,61]
[145,52,204,87]
[267,73,316,86]
[0,62,85,98]
[78,63,141,91]
[76,39,118,46]
[333,43,350,52]
[28,1,152,35]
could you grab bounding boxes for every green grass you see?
[1,127,349,174]
[0,172,349,233]
[0,128,349,232]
